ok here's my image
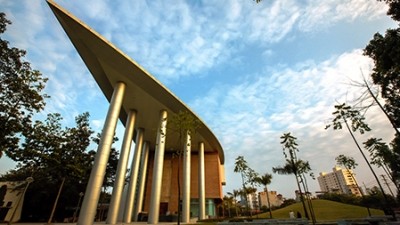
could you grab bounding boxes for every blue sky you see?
[1,0,398,199]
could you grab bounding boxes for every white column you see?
[182,130,191,223]
[106,110,136,224]
[77,82,125,225]
[124,128,145,223]
[148,110,168,224]
[198,142,206,220]
[134,141,150,221]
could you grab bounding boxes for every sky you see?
[0,0,398,199]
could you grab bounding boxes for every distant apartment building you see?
[317,166,362,197]
[258,191,283,208]
[240,192,260,211]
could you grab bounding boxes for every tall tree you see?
[350,74,400,137]
[273,133,309,220]
[234,156,250,214]
[363,138,400,192]
[254,173,273,218]
[0,12,49,158]
[3,113,96,222]
[364,0,400,129]
[167,110,201,224]
[326,103,391,213]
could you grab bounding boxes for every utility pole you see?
[381,175,395,197]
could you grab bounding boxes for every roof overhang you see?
[47,0,224,164]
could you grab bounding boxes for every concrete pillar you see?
[148,110,168,224]
[182,130,191,223]
[117,184,128,221]
[106,110,136,224]
[198,142,206,220]
[134,141,150,221]
[124,128,145,223]
[77,82,125,225]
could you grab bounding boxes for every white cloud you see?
[298,0,388,32]
[190,49,395,197]
[33,0,388,85]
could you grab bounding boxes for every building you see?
[241,192,259,211]
[47,1,225,225]
[317,166,362,197]
[258,191,283,209]
[0,181,30,223]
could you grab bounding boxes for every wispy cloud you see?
[189,49,395,195]
[45,0,388,84]
[298,0,388,32]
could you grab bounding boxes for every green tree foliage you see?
[166,110,201,224]
[362,186,397,210]
[0,113,122,222]
[364,137,400,191]
[234,156,250,210]
[273,132,311,220]
[91,133,120,189]
[378,0,400,21]
[227,189,241,217]
[364,29,400,128]
[0,12,49,158]
[364,1,400,129]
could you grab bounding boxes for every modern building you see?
[47,1,225,225]
[317,166,362,197]
[258,191,283,209]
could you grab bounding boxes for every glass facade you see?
[189,198,216,218]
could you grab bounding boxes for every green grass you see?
[257,199,384,222]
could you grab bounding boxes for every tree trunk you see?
[301,174,316,224]
[264,186,272,219]
[289,152,309,220]
[343,119,392,215]
[363,79,400,137]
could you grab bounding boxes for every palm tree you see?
[274,132,309,220]
[273,159,310,220]
[326,103,389,206]
[255,173,273,218]
[222,195,233,218]
[227,189,240,217]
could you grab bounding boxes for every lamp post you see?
[8,177,34,225]
[73,192,84,222]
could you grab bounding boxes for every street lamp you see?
[72,192,84,222]
[8,177,34,225]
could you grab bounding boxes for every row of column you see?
[76,82,207,225]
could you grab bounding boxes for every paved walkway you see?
[0,223,179,225]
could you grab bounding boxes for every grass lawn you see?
[257,199,384,222]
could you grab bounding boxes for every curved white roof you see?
[47,0,224,164]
